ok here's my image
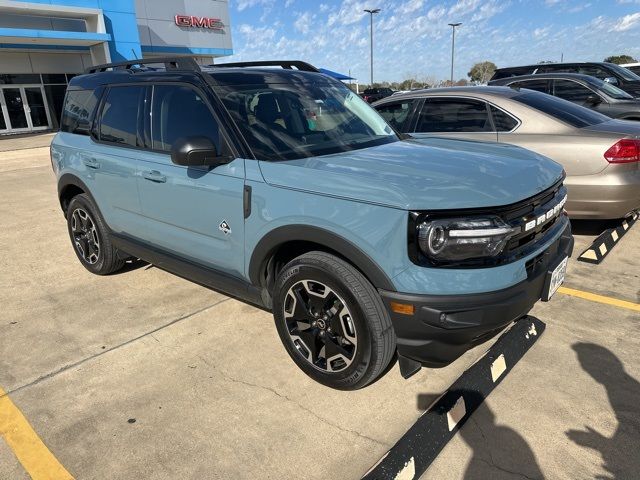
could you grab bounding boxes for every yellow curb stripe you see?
[558,287,640,313]
[0,387,73,480]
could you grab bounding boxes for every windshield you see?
[214,76,397,160]
[593,78,634,99]
[607,63,640,82]
[513,91,609,128]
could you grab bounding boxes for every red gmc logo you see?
[174,15,224,30]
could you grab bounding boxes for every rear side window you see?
[416,98,491,133]
[489,106,518,132]
[376,100,416,132]
[552,80,594,103]
[151,85,220,152]
[60,89,99,135]
[510,79,549,94]
[513,91,608,128]
[98,86,145,147]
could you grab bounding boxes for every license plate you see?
[545,256,568,301]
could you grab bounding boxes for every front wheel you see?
[273,252,396,390]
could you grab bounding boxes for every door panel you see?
[136,83,246,277]
[137,152,246,277]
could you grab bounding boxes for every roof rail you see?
[85,56,201,74]
[209,60,319,73]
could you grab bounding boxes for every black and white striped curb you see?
[578,211,638,265]
[361,316,546,480]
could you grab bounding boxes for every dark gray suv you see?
[489,73,640,120]
[491,62,640,98]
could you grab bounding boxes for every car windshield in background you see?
[513,91,609,128]
[214,78,397,161]
[594,78,634,100]
[608,63,640,82]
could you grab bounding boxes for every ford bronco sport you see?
[51,58,573,390]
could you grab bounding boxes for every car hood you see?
[258,138,564,210]
[583,118,640,137]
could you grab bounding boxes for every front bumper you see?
[380,219,574,370]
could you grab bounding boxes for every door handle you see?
[142,170,167,183]
[83,157,100,169]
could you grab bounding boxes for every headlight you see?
[417,216,518,263]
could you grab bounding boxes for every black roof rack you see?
[85,56,201,74]
[209,60,319,73]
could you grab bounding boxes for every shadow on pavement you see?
[416,390,545,480]
[458,390,544,480]
[566,343,640,480]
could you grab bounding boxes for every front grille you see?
[502,182,567,260]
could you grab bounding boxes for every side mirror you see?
[170,136,229,167]
[585,94,602,105]
[603,77,618,85]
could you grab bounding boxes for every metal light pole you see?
[364,8,380,87]
[448,22,461,85]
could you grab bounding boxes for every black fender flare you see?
[248,224,396,291]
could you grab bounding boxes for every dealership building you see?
[0,0,233,134]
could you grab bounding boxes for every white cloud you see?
[285,0,294,7]
[235,0,273,12]
[614,12,640,31]
[397,0,424,15]
[294,11,313,34]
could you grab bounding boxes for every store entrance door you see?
[0,86,52,134]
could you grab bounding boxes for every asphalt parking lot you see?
[1,134,638,480]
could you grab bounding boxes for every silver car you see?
[373,86,640,219]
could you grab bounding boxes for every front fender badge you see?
[219,220,232,235]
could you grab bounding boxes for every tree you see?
[467,61,497,84]
[604,55,637,65]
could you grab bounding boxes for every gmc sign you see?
[174,15,224,30]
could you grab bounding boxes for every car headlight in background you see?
[417,216,518,263]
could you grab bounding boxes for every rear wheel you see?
[273,251,396,390]
[66,194,125,275]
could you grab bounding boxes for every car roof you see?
[492,72,602,85]
[68,66,326,90]
[380,85,522,101]
[495,62,614,71]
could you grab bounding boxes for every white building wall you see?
[0,51,93,73]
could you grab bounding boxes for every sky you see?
[225,0,640,83]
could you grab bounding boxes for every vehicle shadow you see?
[566,343,640,480]
[569,219,621,236]
[117,258,149,274]
[417,390,545,479]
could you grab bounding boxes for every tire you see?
[273,251,396,390]
[66,194,125,275]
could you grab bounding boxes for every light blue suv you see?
[51,58,573,390]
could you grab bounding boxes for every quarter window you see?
[553,80,595,103]
[376,100,416,132]
[511,80,549,93]
[98,86,145,147]
[415,98,491,133]
[60,89,99,136]
[151,85,220,152]
[489,106,518,132]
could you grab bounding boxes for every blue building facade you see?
[0,0,232,134]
